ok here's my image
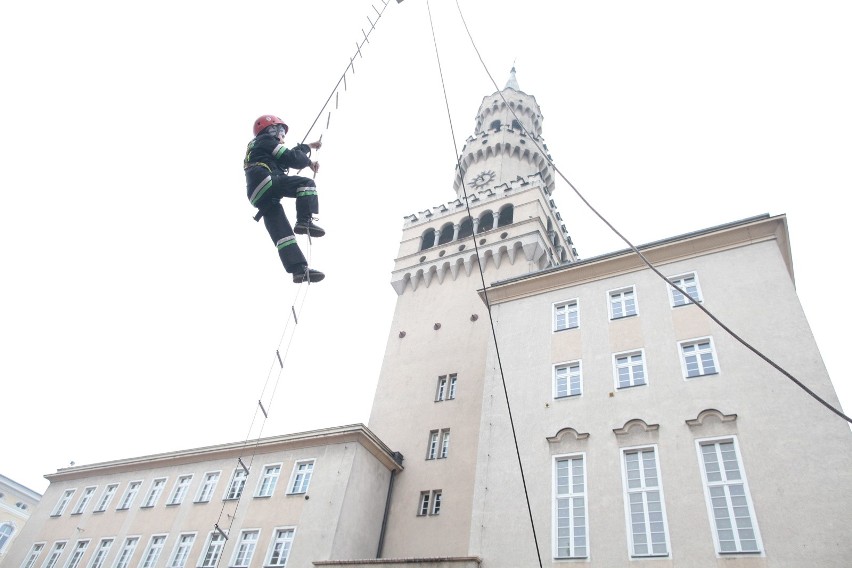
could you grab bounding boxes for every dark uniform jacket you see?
[244,134,312,205]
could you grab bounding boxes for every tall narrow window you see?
[72,487,96,515]
[231,531,259,568]
[113,538,138,568]
[167,535,195,568]
[87,539,113,568]
[64,541,89,568]
[418,492,430,516]
[448,374,457,399]
[553,300,579,331]
[554,361,582,398]
[426,431,439,460]
[623,448,669,557]
[168,475,193,506]
[198,534,225,568]
[440,430,450,459]
[0,523,15,553]
[288,461,314,494]
[42,542,67,568]
[698,439,761,554]
[52,490,76,517]
[139,536,165,568]
[431,491,442,515]
[94,485,118,513]
[554,455,587,559]
[609,287,637,319]
[142,479,166,508]
[195,472,220,503]
[225,469,247,500]
[669,272,702,307]
[117,482,142,510]
[23,543,45,568]
[614,350,646,388]
[257,465,281,497]
[680,338,719,378]
[435,376,447,401]
[266,529,294,567]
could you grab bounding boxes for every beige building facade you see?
[0,475,41,561]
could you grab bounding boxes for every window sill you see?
[254,495,272,499]
[139,505,154,509]
[616,383,646,390]
[166,502,182,507]
[610,313,638,321]
[686,372,719,380]
[553,325,579,333]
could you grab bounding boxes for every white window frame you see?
[426,431,439,460]
[695,437,763,555]
[22,543,46,568]
[256,464,282,498]
[439,430,450,459]
[287,460,314,495]
[435,376,448,401]
[552,453,588,559]
[168,475,193,506]
[141,478,167,508]
[224,468,248,501]
[42,542,67,568]
[668,272,702,307]
[113,538,139,568]
[167,534,196,568]
[417,492,430,516]
[613,349,647,389]
[197,533,226,568]
[94,484,118,513]
[265,528,295,568]
[553,299,579,331]
[138,536,166,568]
[195,472,220,503]
[448,374,457,399]
[71,487,97,515]
[87,539,113,568]
[117,482,142,510]
[64,541,90,568]
[608,286,638,319]
[620,445,671,558]
[230,530,260,568]
[553,360,582,398]
[431,490,442,515]
[52,490,76,517]
[679,337,720,379]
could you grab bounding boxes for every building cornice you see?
[0,474,42,500]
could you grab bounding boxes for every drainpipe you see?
[376,451,404,558]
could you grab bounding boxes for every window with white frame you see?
[448,374,457,399]
[141,479,167,508]
[440,430,450,459]
[669,272,702,307]
[697,438,761,554]
[198,533,225,568]
[167,535,195,568]
[51,490,76,517]
[117,482,141,510]
[622,447,669,557]
[614,350,646,388]
[418,492,430,516]
[195,472,220,503]
[138,536,165,568]
[265,529,294,567]
[609,286,637,319]
[256,465,281,497]
[680,338,719,378]
[435,374,458,401]
[72,487,96,515]
[554,299,579,331]
[64,541,89,568]
[225,468,247,500]
[41,542,67,568]
[87,539,113,568]
[168,476,193,506]
[426,429,450,459]
[288,461,314,494]
[113,538,138,568]
[417,490,442,516]
[22,543,45,568]
[94,485,118,513]
[554,361,582,398]
[231,531,259,568]
[0,523,15,553]
[426,431,439,460]
[554,455,587,559]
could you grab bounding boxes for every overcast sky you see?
[2,0,850,495]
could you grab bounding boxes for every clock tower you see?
[368,69,576,558]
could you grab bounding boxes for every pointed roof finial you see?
[504,64,520,91]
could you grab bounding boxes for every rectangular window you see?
[195,472,220,503]
[554,299,579,331]
[117,482,142,510]
[42,542,67,568]
[623,448,669,557]
[266,529,294,567]
[167,535,195,568]
[168,475,193,506]
[198,534,225,568]
[257,465,281,497]
[52,490,76,517]
[448,374,457,399]
[440,430,450,459]
[435,376,447,401]
[288,461,314,494]
[87,539,113,568]
[139,536,165,568]
[417,490,442,516]
[225,469,247,500]
[554,361,582,398]
[669,272,702,307]
[113,538,138,568]
[697,439,762,554]
[614,350,646,389]
[231,531,259,568]
[418,492,430,516]
[431,491,442,515]
[22,543,45,568]
[142,478,167,508]
[64,541,89,568]
[94,485,118,513]
[72,487,97,515]
[609,286,637,319]
[426,431,439,460]
[680,338,719,378]
[554,455,587,559]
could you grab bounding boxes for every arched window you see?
[0,523,15,553]
[458,217,473,240]
[420,229,435,251]
[489,119,502,131]
[497,204,514,227]
[511,119,522,131]
[437,223,454,245]
[478,211,494,233]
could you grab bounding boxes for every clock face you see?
[468,169,496,188]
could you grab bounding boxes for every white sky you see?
[2,0,850,495]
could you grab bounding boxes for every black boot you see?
[294,219,326,237]
[293,267,325,283]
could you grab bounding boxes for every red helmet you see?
[253,115,289,137]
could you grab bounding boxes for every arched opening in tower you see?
[478,211,495,233]
[497,204,514,227]
[458,217,473,240]
[420,229,435,251]
[437,222,454,245]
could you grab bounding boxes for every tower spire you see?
[504,65,520,90]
